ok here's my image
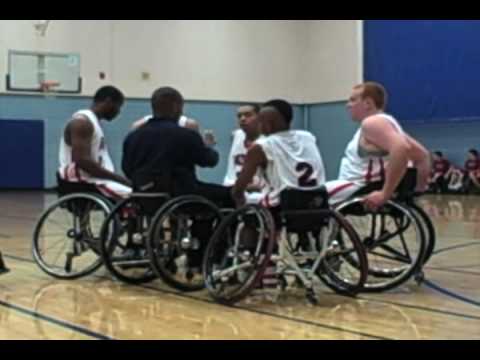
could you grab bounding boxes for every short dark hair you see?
[262,99,293,125]
[468,149,479,157]
[151,87,183,113]
[239,103,260,113]
[93,86,124,104]
[433,151,443,157]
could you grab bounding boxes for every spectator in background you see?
[428,151,450,193]
[445,164,464,193]
[463,149,480,193]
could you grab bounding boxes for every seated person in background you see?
[467,168,480,194]
[122,86,234,268]
[428,151,450,193]
[131,113,199,132]
[445,165,464,193]
[325,82,430,208]
[58,85,131,199]
[223,103,265,204]
[463,149,480,193]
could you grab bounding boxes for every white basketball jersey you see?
[59,110,115,183]
[223,129,264,188]
[256,130,325,207]
[143,114,188,127]
[338,114,404,184]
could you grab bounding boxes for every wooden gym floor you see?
[0,191,479,339]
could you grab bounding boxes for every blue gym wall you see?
[0,118,44,188]
[363,19,480,167]
[307,101,359,180]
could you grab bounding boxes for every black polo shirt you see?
[122,117,218,193]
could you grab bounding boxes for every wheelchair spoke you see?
[39,237,70,253]
[50,240,69,266]
[370,245,411,263]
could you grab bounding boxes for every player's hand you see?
[363,191,388,211]
[203,130,217,146]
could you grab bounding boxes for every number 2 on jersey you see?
[296,162,317,187]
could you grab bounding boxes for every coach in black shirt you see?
[122,87,233,267]
[122,87,230,202]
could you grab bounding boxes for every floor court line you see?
[7,253,480,338]
[3,253,390,340]
[0,298,114,340]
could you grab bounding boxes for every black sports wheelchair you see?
[198,187,369,305]
[32,173,116,279]
[334,168,435,292]
[32,173,229,291]
[99,176,229,289]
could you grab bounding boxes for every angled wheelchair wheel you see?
[336,199,427,292]
[100,198,157,285]
[407,202,436,265]
[203,204,276,305]
[315,210,368,297]
[147,195,223,292]
[32,193,112,279]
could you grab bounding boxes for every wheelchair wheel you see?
[314,210,368,296]
[100,198,157,284]
[147,196,223,292]
[336,199,426,292]
[203,204,276,305]
[32,193,112,279]
[407,202,435,265]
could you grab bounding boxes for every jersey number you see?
[296,162,317,187]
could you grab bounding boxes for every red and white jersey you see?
[59,109,115,184]
[256,130,325,208]
[338,113,404,185]
[223,129,264,187]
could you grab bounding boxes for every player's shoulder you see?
[232,128,244,137]
[294,129,315,139]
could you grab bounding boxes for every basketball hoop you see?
[40,80,60,99]
[33,20,51,37]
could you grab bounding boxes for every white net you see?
[40,80,60,99]
[33,20,51,37]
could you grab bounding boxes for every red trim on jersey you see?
[379,159,385,182]
[365,160,373,183]
[328,182,355,198]
[96,184,122,200]
[261,192,272,208]
[368,171,383,181]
